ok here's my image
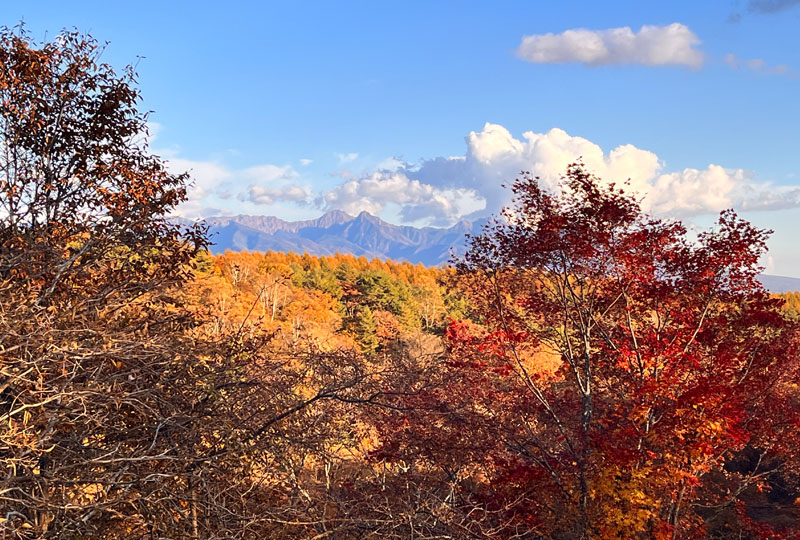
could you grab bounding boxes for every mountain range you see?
[201,210,479,266]
[197,210,800,293]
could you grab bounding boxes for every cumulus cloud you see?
[320,171,485,226]
[327,123,800,224]
[160,122,800,226]
[299,158,313,166]
[724,53,794,76]
[516,23,704,68]
[405,124,663,218]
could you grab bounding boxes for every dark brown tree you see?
[0,25,215,537]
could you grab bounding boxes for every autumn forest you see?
[2,29,800,540]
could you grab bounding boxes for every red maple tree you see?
[370,164,800,539]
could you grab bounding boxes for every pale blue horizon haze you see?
[5,1,800,276]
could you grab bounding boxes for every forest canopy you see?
[1,28,799,540]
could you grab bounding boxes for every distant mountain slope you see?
[199,211,800,291]
[758,274,800,294]
[202,210,481,266]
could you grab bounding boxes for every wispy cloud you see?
[729,0,800,21]
[161,153,309,218]
[242,164,297,183]
[247,185,310,206]
[516,23,704,68]
[724,53,795,76]
[747,0,800,13]
[336,152,359,164]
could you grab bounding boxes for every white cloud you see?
[516,23,704,68]
[164,156,233,201]
[320,171,485,226]
[648,165,745,215]
[737,184,800,211]
[144,121,162,145]
[248,185,310,205]
[366,122,800,222]
[376,156,404,172]
[299,158,313,166]
[405,123,664,218]
[130,121,162,149]
[163,153,307,218]
[160,122,800,226]
[337,152,359,163]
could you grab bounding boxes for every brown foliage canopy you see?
[0,29,376,539]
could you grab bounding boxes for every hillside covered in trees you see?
[2,28,800,540]
[197,212,800,293]
[192,251,462,350]
[191,248,800,351]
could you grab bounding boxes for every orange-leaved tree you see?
[369,164,800,539]
[0,28,378,539]
[0,25,214,537]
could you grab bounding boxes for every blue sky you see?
[5,1,800,276]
